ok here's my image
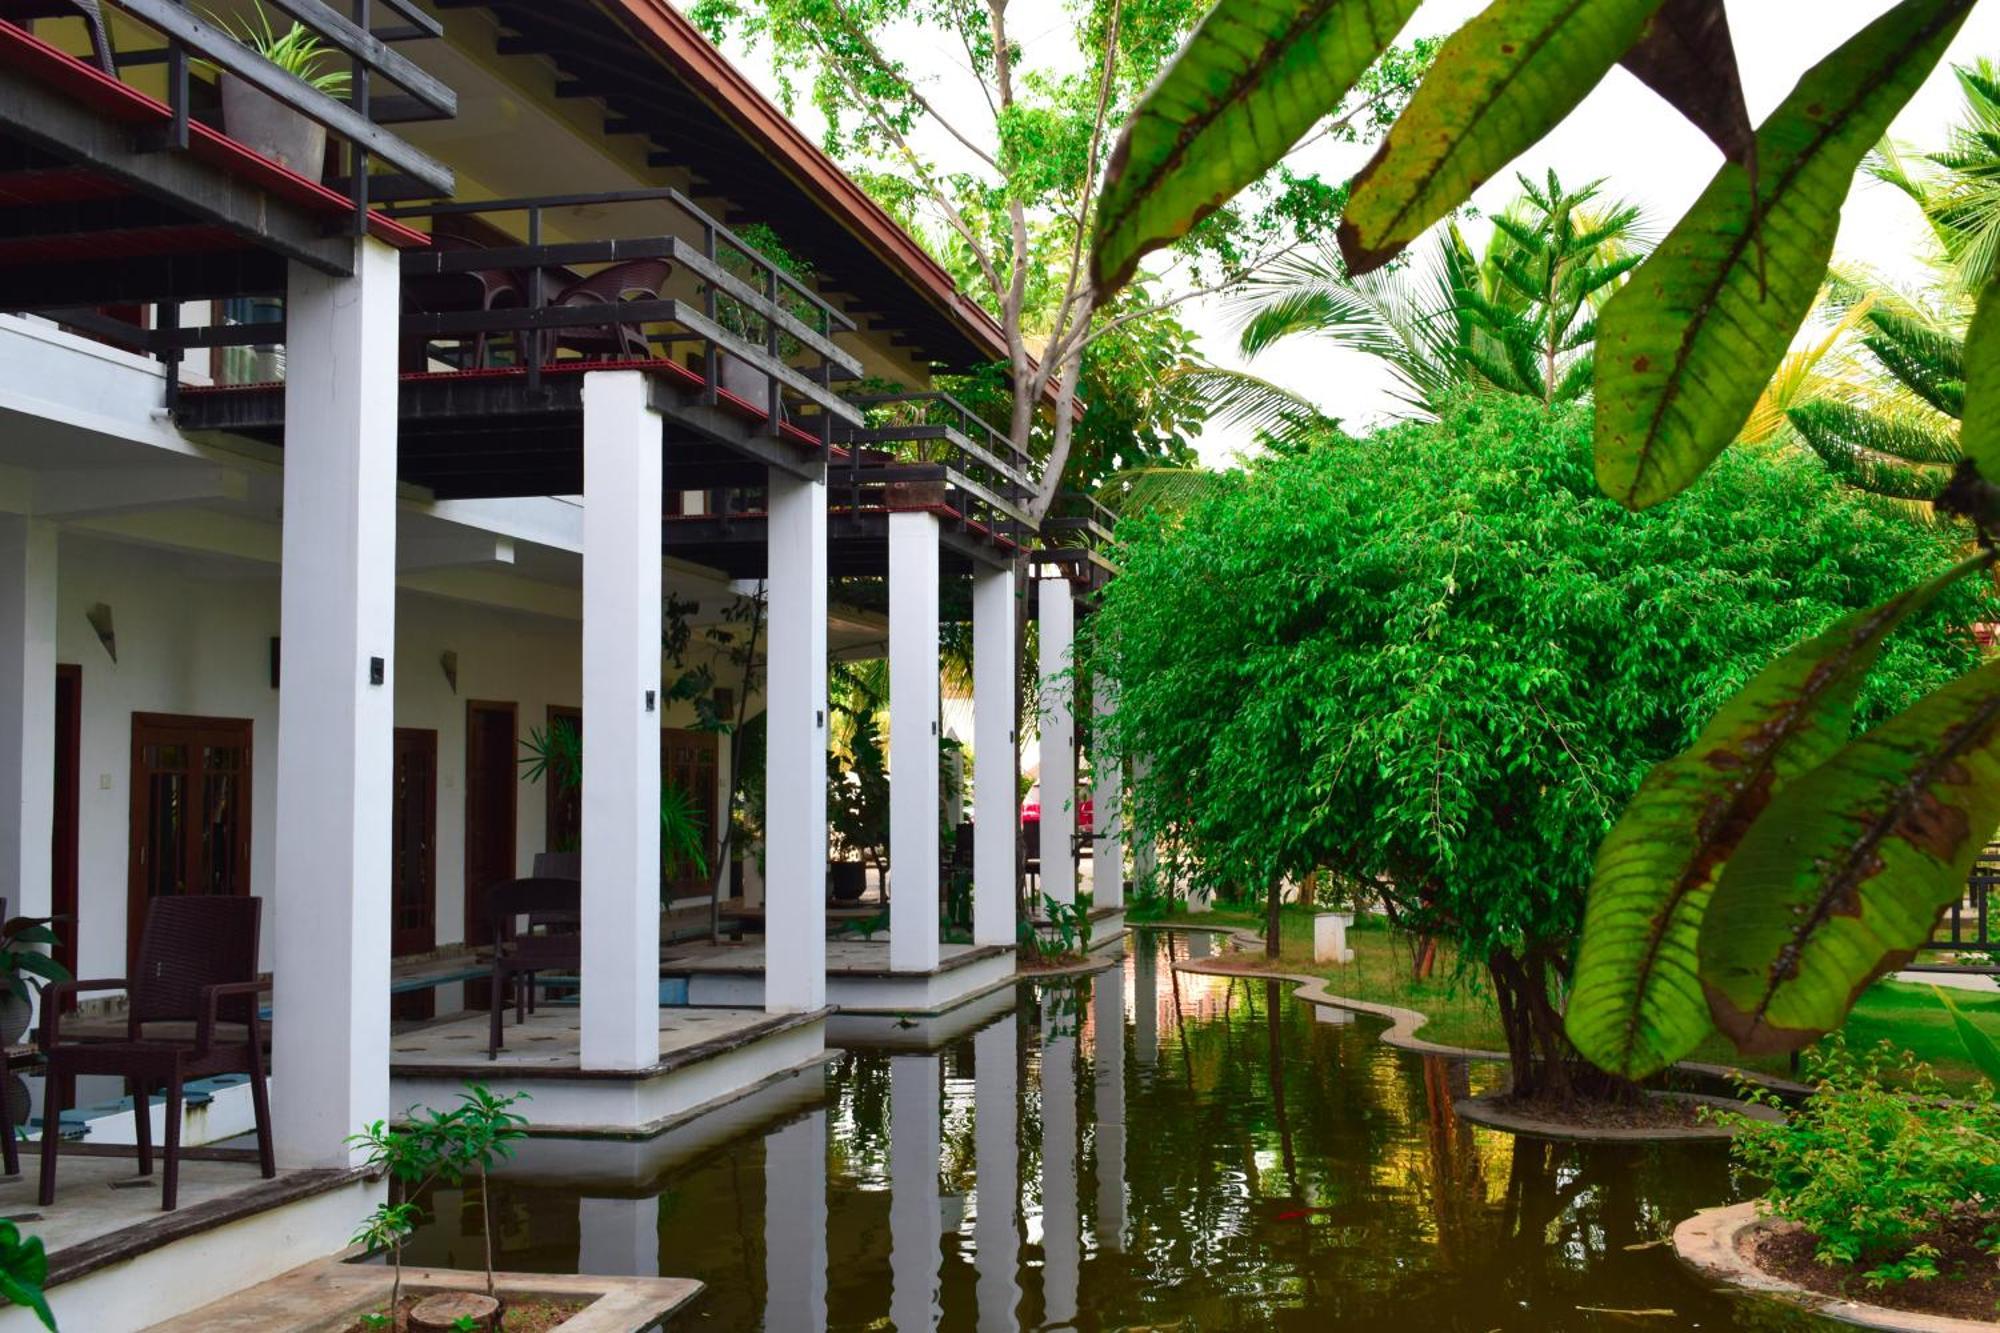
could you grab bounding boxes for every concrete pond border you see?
[1674,1201,1999,1332]
[143,1256,702,1332]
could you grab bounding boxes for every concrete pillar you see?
[577,1196,658,1278]
[765,1110,828,1332]
[271,237,398,1167]
[1040,990,1078,1326]
[765,471,827,1013]
[1092,681,1123,911]
[889,1052,942,1330]
[971,564,1016,948]
[0,517,55,927]
[580,371,663,1071]
[973,1015,1019,1333]
[888,510,940,973]
[1093,968,1127,1250]
[1036,577,1075,907]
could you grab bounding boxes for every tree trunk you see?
[1265,876,1281,959]
[1487,942,1635,1106]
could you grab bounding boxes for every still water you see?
[405,931,1830,1330]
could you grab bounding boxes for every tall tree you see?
[689,0,1434,514]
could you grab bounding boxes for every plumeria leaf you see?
[1618,0,1753,167]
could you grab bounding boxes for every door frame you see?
[390,726,439,957]
[462,700,518,949]
[51,665,79,985]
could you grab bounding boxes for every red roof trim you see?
[597,0,1022,374]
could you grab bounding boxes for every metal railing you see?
[834,391,1033,546]
[1913,845,2000,967]
[80,0,455,220]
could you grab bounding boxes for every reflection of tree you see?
[1418,1055,1486,1269]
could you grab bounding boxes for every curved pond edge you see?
[1454,1090,1781,1142]
[1674,1202,1995,1332]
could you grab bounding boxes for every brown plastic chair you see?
[550,258,675,361]
[38,896,272,1210]
[486,877,581,1058]
[0,0,116,74]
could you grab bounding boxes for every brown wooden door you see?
[661,728,717,900]
[463,701,518,953]
[51,665,79,985]
[391,728,438,957]
[544,705,582,854]
[128,713,252,973]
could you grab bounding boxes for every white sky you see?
[681,0,2000,466]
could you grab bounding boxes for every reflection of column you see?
[1093,973,1127,1250]
[891,1053,942,1329]
[1134,946,1157,1067]
[578,1196,658,1278]
[1037,577,1076,905]
[1091,684,1122,910]
[888,510,941,972]
[1187,932,1212,960]
[765,1111,828,1332]
[1041,992,1078,1326]
[974,1017,1020,1333]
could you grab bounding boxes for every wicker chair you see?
[550,258,675,361]
[486,877,582,1058]
[38,896,272,1210]
[0,1,117,74]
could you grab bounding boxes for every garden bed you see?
[1453,1089,1779,1142]
[338,1295,589,1332]
[1676,1202,2000,1332]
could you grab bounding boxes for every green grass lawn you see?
[1136,901,2000,1089]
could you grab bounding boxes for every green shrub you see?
[1723,1037,2000,1286]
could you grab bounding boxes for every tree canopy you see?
[1092,394,1986,1094]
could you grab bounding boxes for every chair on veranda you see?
[0,1,117,75]
[486,877,582,1059]
[38,895,273,1211]
[550,258,675,361]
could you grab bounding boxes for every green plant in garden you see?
[1090,395,1983,1100]
[1088,0,2000,1079]
[519,716,708,883]
[213,1,353,95]
[0,1220,55,1332]
[1719,1038,2000,1285]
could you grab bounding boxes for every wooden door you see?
[127,713,253,972]
[661,728,717,901]
[391,728,438,957]
[544,705,582,854]
[51,665,79,984]
[463,701,518,954]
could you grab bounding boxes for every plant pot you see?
[0,994,29,1049]
[719,352,784,419]
[828,861,867,902]
[220,75,327,177]
[886,478,948,509]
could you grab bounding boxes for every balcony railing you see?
[835,391,1034,547]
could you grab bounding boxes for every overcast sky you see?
[683,1,2000,466]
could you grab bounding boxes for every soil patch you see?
[340,1296,590,1332]
[1751,1220,2000,1323]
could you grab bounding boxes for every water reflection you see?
[405,934,1837,1330]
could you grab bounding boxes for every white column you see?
[1037,577,1075,907]
[971,565,1016,948]
[1093,968,1127,1250]
[272,237,398,1167]
[0,517,55,927]
[1092,681,1123,911]
[890,1052,942,1330]
[889,511,940,973]
[973,1015,1020,1333]
[577,1196,658,1278]
[765,470,827,1012]
[764,1109,828,1332]
[1134,943,1158,1067]
[1040,991,1079,1326]
[581,371,662,1071]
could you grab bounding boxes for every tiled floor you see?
[0,1152,325,1257]
[388,1005,779,1070]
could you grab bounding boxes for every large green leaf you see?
[1594,0,1972,510]
[1339,0,1663,276]
[1567,555,1989,1079]
[1618,0,1753,167]
[1090,0,1420,299]
[1958,279,2000,480]
[1700,658,2000,1055]
[1933,985,2000,1084]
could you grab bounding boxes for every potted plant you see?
[708,223,816,409]
[826,677,888,902]
[0,916,68,1047]
[215,3,351,176]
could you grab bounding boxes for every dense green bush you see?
[1726,1039,2000,1286]
[1092,394,1987,1097]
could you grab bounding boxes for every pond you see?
[404,931,1832,1330]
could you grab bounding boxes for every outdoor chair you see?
[550,258,675,361]
[403,266,524,372]
[0,0,117,74]
[37,895,273,1211]
[486,877,582,1059]
[1023,820,1041,894]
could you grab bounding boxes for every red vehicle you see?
[1021,798,1092,832]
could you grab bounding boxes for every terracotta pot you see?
[220,75,326,177]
